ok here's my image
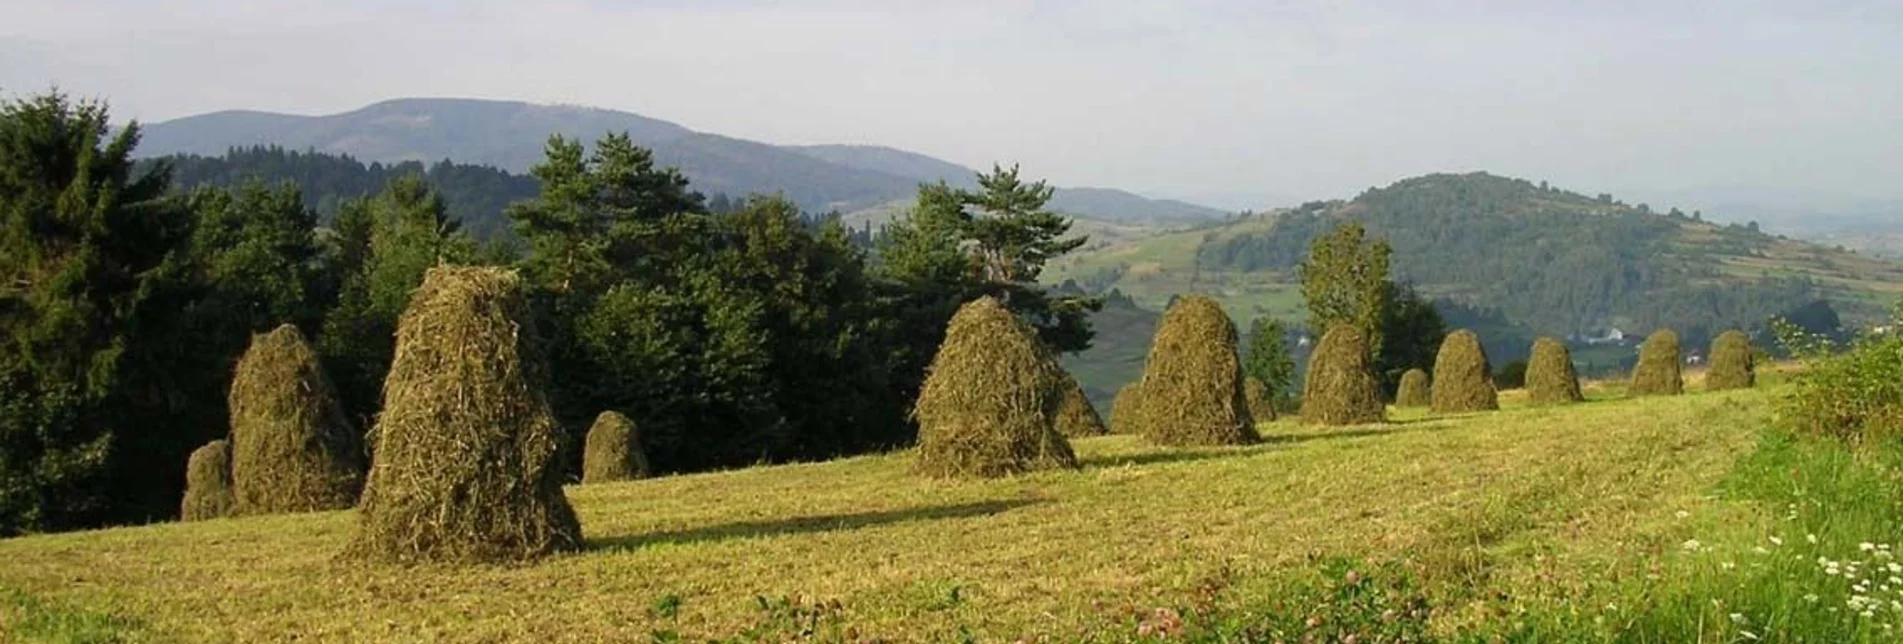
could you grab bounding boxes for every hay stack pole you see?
[1706,330,1756,391]
[1394,369,1431,408]
[1300,325,1386,426]
[1525,337,1584,405]
[582,411,651,484]
[1629,329,1685,396]
[345,266,581,564]
[1244,377,1277,423]
[181,440,234,521]
[913,296,1078,478]
[1429,330,1499,413]
[1054,374,1109,437]
[1132,295,1257,446]
[228,324,363,515]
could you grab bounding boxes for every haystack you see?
[1525,337,1584,405]
[1300,324,1386,426]
[344,266,581,564]
[181,440,234,521]
[582,411,651,483]
[1706,330,1756,391]
[1109,383,1144,435]
[228,324,362,515]
[1629,329,1684,396]
[1131,295,1257,445]
[913,297,1078,478]
[1054,374,1109,437]
[1394,369,1431,408]
[1244,377,1277,423]
[1430,330,1499,413]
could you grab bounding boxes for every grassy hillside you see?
[0,381,1812,641]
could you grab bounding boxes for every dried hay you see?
[1525,337,1584,405]
[1244,377,1277,423]
[1394,368,1431,408]
[913,297,1078,478]
[228,324,362,515]
[1430,329,1499,413]
[343,266,581,564]
[1108,383,1145,435]
[181,440,234,521]
[1131,295,1257,445]
[1706,330,1756,391]
[1630,329,1685,397]
[1300,324,1386,426]
[1054,374,1109,437]
[582,410,651,483]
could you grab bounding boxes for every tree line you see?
[0,93,1095,535]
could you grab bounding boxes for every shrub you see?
[1525,337,1584,405]
[913,297,1078,477]
[1777,322,1903,444]
[344,266,581,564]
[1300,325,1386,426]
[1706,329,1755,390]
[1430,330,1499,413]
[1394,369,1431,408]
[180,440,233,522]
[1244,377,1277,423]
[1109,383,1144,435]
[1131,295,1257,445]
[1630,329,1684,396]
[1054,374,1109,437]
[228,324,363,515]
[582,411,650,483]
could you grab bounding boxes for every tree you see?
[1299,222,1392,359]
[1243,316,1297,411]
[1374,282,1448,394]
[0,93,192,533]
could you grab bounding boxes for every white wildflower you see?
[1728,612,1747,625]
[1770,536,1784,546]
[1682,539,1703,552]
[1810,534,1820,544]
[1864,542,1878,552]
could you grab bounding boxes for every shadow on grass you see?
[590,498,1044,551]
[1086,424,1433,467]
[1260,425,1424,445]
[1085,448,1254,468]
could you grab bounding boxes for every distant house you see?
[1581,327,1626,345]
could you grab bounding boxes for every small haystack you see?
[1131,295,1257,446]
[913,297,1078,478]
[1394,368,1431,408]
[1629,329,1685,396]
[1109,383,1144,435]
[582,411,651,483]
[1300,324,1386,426]
[1525,337,1584,405]
[344,266,581,564]
[1054,374,1109,437]
[181,440,234,521]
[228,324,363,515]
[1706,330,1756,391]
[1430,330,1499,413]
[1244,377,1277,423]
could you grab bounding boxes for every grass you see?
[0,381,1804,642]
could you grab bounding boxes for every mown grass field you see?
[5,373,1851,642]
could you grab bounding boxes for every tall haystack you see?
[1054,374,1109,437]
[1109,383,1144,435]
[1430,330,1499,413]
[1629,329,1684,396]
[1132,295,1257,446]
[1394,369,1431,408]
[228,324,362,515]
[913,297,1078,478]
[1706,330,1756,391]
[582,411,650,483]
[1525,337,1584,405]
[345,266,581,564]
[181,440,234,521]
[1244,377,1277,423]
[1300,325,1386,426]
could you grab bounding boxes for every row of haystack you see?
[1386,328,1757,412]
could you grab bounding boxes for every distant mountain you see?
[139,98,1228,221]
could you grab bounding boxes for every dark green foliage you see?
[347,266,580,563]
[1298,223,1392,360]
[1430,330,1499,413]
[1132,295,1257,446]
[228,325,362,515]
[1525,337,1584,405]
[1494,360,1529,389]
[582,411,649,484]
[1375,283,1449,393]
[1394,369,1431,408]
[1301,325,1387,426]
[1775,316,1903,443]
[180,440,233,522]
[1707,330,1756,390]
[913,297,1077,478]
[1243,316,1297,413]
[1054,374,1108,437]
[1630,329,1685,396]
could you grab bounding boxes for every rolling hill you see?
[139,98,1228,223]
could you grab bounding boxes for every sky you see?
[3,0,1900,212]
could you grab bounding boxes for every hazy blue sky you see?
[3,0,1899,211]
